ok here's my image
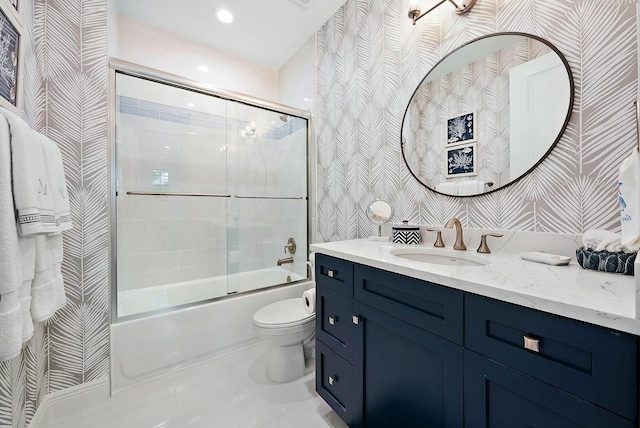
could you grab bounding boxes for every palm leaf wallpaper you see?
[317,0,637,241]
[0,0,109,426]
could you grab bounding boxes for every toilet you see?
[253,297,316,382]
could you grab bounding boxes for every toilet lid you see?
[253,298,315,328]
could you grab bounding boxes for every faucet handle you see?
[477,233,504,254]
[426,228,445,248]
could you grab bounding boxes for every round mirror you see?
[401,32,574,197]
[366,200,393,238]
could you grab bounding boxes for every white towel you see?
[436,182,458,196]
[40,134,72,234]
[0,107,56,235]
[19,237,35,342]
[0,114,22,296]
[30,234,66,323]
[0,291,23,361]
[619,148,640,251]
[457,180,479,196]
[582,229,631,253]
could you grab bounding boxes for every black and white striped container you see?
[392,221,421,244]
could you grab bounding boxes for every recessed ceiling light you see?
[198,65,209,72]
[216,9,233,23]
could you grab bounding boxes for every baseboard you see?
[28,377,110,428]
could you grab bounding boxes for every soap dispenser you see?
[392,220,421,244]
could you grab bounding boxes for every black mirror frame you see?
[400,32,575,197]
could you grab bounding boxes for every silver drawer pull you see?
[523,335,540,353]
[328,316,335,325]
[328,376,336,386]
[327,270,335,278]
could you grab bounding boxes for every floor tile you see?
[50,342,344,428]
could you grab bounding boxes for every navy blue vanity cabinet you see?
[465,293,638,426]
[352,264,464,427]
[315,254,356,426]
[353,301,463,428]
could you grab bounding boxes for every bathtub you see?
[111,267,312,393]
[117,267,305,317]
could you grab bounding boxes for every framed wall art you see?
[446,142,477,178]
[0,0,22,113]
[446,111,476,145]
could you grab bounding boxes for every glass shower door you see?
[115,73,231,317]
[228,103,308,294]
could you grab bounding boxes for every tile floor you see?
[50,342,348,428]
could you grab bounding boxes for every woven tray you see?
[575,247,636,275]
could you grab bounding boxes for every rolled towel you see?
[0,108,56,236]
[0,291,23,361]
[302,288,316,314]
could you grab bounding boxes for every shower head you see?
[279,114,288,122]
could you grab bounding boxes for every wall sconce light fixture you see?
[408,0,477,25]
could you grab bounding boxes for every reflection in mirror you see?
[366,200,393,239]
[401,33,574,197]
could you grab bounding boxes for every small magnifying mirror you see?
[366,200,393,240]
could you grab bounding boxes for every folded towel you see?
[0,291,23,361]
[457,180,479,196]
[40,134,72,234]
[619,148,640,251]
[436,182,458,196]
[0,113,22,295]
[0,108,56,235]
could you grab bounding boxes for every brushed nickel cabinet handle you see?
[523,335,540,352]
[328,376,336,386]
[327,270,335,278]
[352,316,359,325]
[328,316,335,325]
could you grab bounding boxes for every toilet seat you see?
[253,298,314,329]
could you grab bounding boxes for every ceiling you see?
[115,0,347,70]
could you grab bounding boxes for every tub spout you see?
[277,257,294,266]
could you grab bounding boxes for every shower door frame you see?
[107,57,313,324]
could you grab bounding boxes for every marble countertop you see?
[310,239,640,335]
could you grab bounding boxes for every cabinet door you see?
[353,302,463,428]
[316,340,355,427]
[464,350,634,428]
[316,286,354,362]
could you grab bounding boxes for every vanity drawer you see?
[316,286,354,362]
[465,293,637,420]
[316,254,354,297]
[354,264,463,344]
[316,340,354,427]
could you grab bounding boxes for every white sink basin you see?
[389,248,491,267]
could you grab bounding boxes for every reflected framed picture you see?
[0,0,21,112]
[446,111,476,144]
[446,142,477,177]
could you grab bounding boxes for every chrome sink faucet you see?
[445,217,466,250]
